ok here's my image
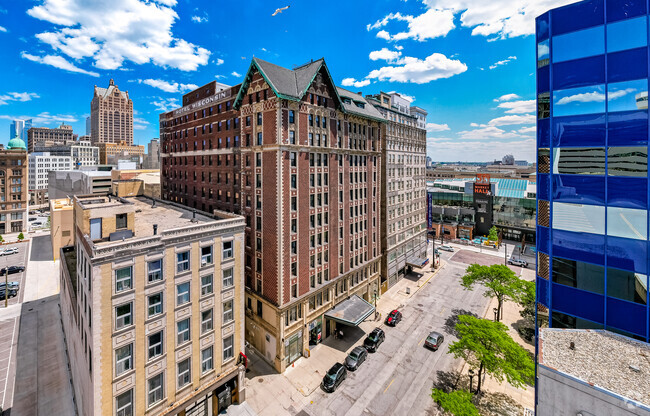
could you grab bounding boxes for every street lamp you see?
[493,307,498,322]
[373,289,378,319]
[468,369,475,393]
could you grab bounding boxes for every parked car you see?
[0,281,19,290]
[28,217,37,222]
[507,258,528,268]
[0,266,25,276]
[344,346,368,371]
[32,222,43,227]
[321,363,347,392]
[1,247,18,256]
[434,248,440,256]
[439,245,454,252]
[385,309,402,326]
[0,288,17,298]
[363,327,385,353]
[424,331,445,351]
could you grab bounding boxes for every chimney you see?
[153,224,158,235]
[191,209,198,223]
[152,199,156,208]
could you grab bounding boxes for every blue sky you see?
[0,0,577,161]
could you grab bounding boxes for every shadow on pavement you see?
[443,308,478,337]
[29,235,52,262]
[432,369,464,392]
[321,325,366,353]
[244,347,278,380]
[403,271,424,282]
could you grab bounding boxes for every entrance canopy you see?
[324,294,375,326]
[406,256,429,268]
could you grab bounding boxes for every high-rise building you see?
[28,152,73,205]
[90,79,133,145]
[59,193,246,416]
[97,141,144,166]
[86,116,91,136]
[160,58,384,372]
[536,1,650,414]
[367,92,428,289]
[0,136,28,233]
[27,123,76,152]
[9,119,32,144]
[144,138,161,169]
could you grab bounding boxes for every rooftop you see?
[51,198,73,211]
[540,329,650,407]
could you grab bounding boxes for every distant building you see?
[48,170,112,199]
[144,138,161,169]
[0,137,28,233]
[28,152,74,206]
[59,193,246,416]
[85,116,91,136]
[49,197,73,261]
[90,79,133,145]
[9,119,32,144]
[502,154,515,165]
[33,140,100,169]
[97,141,144,166]
[410,106,428,130]
[27,123,76,152]
[514,160,528,166]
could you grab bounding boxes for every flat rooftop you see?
[540,328,650,407]
[129,197,214,237]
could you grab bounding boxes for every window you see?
[607,206,647,240]
[177,358,191,388]
[116,389,133,416]
[201,309,213,333]
[537,39,549,68]
[257,132,263,146]
[289,110,295,123]
[148,331,162,359]
[291,240,297,255]
[552,147,605,175]
[176,251,190,273]
[608,79,649,113]
[223,268,233,288]
[291,174,297,189]
[289,131,295,144]
[552,256,604,295]
[201,346,214,373]
[148,373,164,406]
[608,147,648,177]
[115,343,133,375]
[223,334,234,361]
[223,240,233,259]
[290,152,296,167]
[148,260,162,282]
[553,85,605,117]
[115,267,132,292]
[201,274,214,295]
[116,213,127,229]
[148,293,163,317]
[201,245,213,266]
[177,282,190,305]
[257,112,263,125]
[607,16,647,53]
[115,303,132,329]
[552,25,604,63]
[607,268,648,305]
[177,318,190,344]
[223,300,234,323]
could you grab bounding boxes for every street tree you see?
[431,389,478,416]
[461,264,526,321]
[488,226,498,242]
[448,315,534,394]
[17,232,24,241]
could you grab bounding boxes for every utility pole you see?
[4,266,8,308]
[504,243,508,265]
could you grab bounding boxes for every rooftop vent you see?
[153,224,158,235]
[569,341,575,350]
[191,209,198,223]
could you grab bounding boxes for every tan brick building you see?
[60,193,246,415]
[0,138,28,233]
[27,123,76,152]
[91,79,134,145]
[97,141,144,165]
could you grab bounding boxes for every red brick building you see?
[160,58,385,371]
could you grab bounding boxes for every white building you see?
[70,140,100,168]
[29,152,73,191]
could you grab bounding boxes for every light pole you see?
[468,369,475,393]
[493,307,498,322]
[504,243,508,265]
[373,289,378,320]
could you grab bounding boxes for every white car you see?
[1,247,18,256]
[439,245,454,252]
[508,258,528,268]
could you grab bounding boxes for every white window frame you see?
[147,259,162,282]
[147,292,163,318]
[115,389,133,416]
[176,282,190,306]
[223,300,233,324]
[201,274,213,296]
[176,251,190,273]
[201,245,213,266]
[148,331,163,360]
[115,343,133,376]
[222,268,233,288]
[222,240,233,260]
[223,334,234,362]
[177,318,190,345]
[115,266,132,293]
[201,346,214,373]
[148,373,164,406]
[177,358,191,388]
[201,309,213,334]
[115,302,132,330]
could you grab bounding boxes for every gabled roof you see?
[94,82,129,100]
[336,87,385,122]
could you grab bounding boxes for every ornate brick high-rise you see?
[160,58,385,372]
[90,79,133,145]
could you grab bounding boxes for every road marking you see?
[419,336,426,346]
[2,316,17,410]
[383,378,394,393]
[440,307,445,316]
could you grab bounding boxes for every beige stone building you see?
[27,123,76,152]
[0,137,28,234]
[97,141,144,165]
[50,198,74,260]
[59,193,246,416]
[91,79,134,145]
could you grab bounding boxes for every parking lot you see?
[27,211,50,232]
[0,243,29,307]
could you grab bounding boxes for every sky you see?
[0,0,578,162]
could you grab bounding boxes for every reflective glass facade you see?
[537,0,650,343]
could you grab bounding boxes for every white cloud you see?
[191,13,208,23]
[494,93,521,102]
[367,9,455,42]
[341,78,371,88]
[215,58,224,65]
[133,116,149,130]
[394,45,403,51]
[152,97,179,112]
[376,30,391,40]
[426,123,450,132]
[369,48,402,63]
[0,92,40,106]
[496,99,535,114]
[424,0,577,39]
[556,92,606,105]
[26,0,210,72]
[366,52,467,84]
[518,126,536,133]
[0,26,7,33]
[214,75,225,79]
[0,112,78,125]
[428,138,536,162]
[20,52,99,76]
[487,114,536,126]
[231,71,241,77]
[457,125,524,140]
[608,88,637,101]
[489,55,516,69]
[137,78,198,93]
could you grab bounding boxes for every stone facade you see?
[0,148,27,233]
[91,79,134,145]
[27,123,76,153]
[97,141,144,165]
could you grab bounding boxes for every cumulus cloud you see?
[426,123,450,132]
[556,92,606,105]
[0,92,40,106]
[152,97,180,112]
[341,78,371,88]
[518,126,536,133]
[487,114,536,126]
[457,125,524,140]
[428,138,536,162]
[137,78,198,93]
[0,26,7,33]
[489,55,516,69]
[367,9,455,41]
[26,0,210,72]
[0,112,78,125]
[494,93,521,102]
[369,48,402,63]
[496,99,535,114]
[231,71,241,77]
[191,12,208,23]
[365,52,467,84]
[215,59,224,65]
[21,52,99,76]
[134,116,150,130]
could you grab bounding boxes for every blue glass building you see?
[536,0,650,343]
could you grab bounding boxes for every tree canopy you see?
[488,226,499,242]
[461,263,527,321]
[432,389,478,416]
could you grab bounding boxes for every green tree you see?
[431,389,478,416]
[488,226,499,242]
[0,235,4,243]
[17,232,24,241]
[517,280,538,341]
[448,315,534,394]
[461,264,527,321]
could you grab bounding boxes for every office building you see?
[86,116,91,136]
[60,193,246,416]
[0,137,27,233]
[160,58,384,372]
[97,141,144,166]
[27,123,76,152]
[28,152,73,206]
[91,79,134,145]
[367,92,428,289]
[49,170,113,199]
[33,140,100,169]
[144,138,161,169]
[9,119,31,144]
[50,197,74,261]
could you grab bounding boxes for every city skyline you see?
[0,0,576,161]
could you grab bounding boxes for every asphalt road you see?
[0,243,29,307]
[302,246,500,416]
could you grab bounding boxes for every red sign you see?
[474,174,491,195]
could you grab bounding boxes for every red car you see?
[385,309,402,326]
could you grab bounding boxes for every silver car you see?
[508,258,528,268]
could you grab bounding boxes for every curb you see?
[411,260,447,296]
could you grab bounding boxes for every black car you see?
[344,346,368,371]
[424,331,445,351]
[0,266,25,276]
[0,288,17,298]
[321,362,347,392]
[363,327,385,353]
[385,309,402,326]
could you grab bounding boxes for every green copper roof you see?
[7,136,26,150]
